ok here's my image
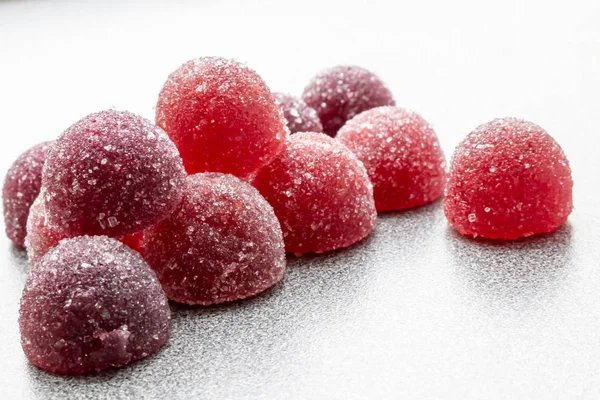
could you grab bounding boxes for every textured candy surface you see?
[338,107,446,211]
[144,173,286,305]
[42,110,186,238]
[274,92,323,134]
[252,132,377,255]
[25,193,66,264]
[19,236,171,375]
[2,141,53,246]
[26,194,146,264]
[156,57,287,177]
[301,66,395,137]
[444,118,573,239]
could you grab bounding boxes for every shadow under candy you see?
[445,223,574,315]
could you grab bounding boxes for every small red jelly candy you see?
[26,193,146,264]
[444,118,573,240]
[144,173,286,305]
[252,132,377,255]
[302,66,395,137]
[25,193,66,264]
[2,141,53,246]
[42,110,186,238]
[19,236,171,375]
[338,107,446,211]
[156,57,287,177]
[274,92,323,134]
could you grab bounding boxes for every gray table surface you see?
[1,0,600,399]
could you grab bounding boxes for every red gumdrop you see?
[144,173,286,305]
[155,57,287,178]
[273,92,323,134]
[42,110,186,238]
[252,132,377,255]
[301,66,395,137]
[26,193,146,264]
[19,236,171,375]
[2,141,53,246]
[337,107,446,211]
[444,117,573,240]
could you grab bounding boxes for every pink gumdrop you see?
[252,132,377,255]
[444,118,573,240]
[42,110,186,238]
[2,141,53,246]
[156,57,287,178]
[301,66,395,137]
[19,236,171,375]
[273,92,323,134]
[144,173,286,305]
[337,107,446,211]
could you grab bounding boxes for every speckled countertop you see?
[1,0,600,399]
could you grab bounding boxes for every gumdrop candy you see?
[144,173,286,305]
[25,193,66,264]
[26,193,146,264]
[42,110,186,238]
[273,92,323,134]
[19,236,171,375]
[252,132,376,255]
[301,65,395,137]
[337,107,446,211]
[444,117,573,240]
[155,57,287,177]
[3,141,53,246]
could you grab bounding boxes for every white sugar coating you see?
[19,236,171,375]
[273,92,323,134]
[252,132,377,255]
[144,173,286,305]
[25,191,66,265]
[337,106,446,211]
[2,141,54,246]
[42,110,186,238]
[301,66,395,136]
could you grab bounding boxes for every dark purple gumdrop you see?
[19,236,171,375]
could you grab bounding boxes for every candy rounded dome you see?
[144,173,286,305]
[156,57,287,177]
[19,236,171,375]
[337,107,446,211]
[252,132,377,255]
[2,141,53,246]
[302,65,395,136]
[42,110,186,238]
[444,118,573,239]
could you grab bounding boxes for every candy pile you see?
[2,57,573,375]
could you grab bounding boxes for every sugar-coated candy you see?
[156,57,287,177]
[42,110,186,238]
[25,193,66,264]
[26,193,145,264]
[19,236,171,375]
[2,141,53,246]
[444,118,573,239]
[144,173,286,305]
[273,92,323,134]
[301,66,395,137]
[252,132,377,255]
[337,107,446,211]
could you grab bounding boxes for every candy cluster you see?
[2,57,572,375]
